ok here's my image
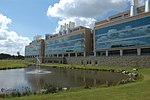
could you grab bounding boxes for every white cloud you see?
[0,14,11,30]
[0,14,30,55]
[47,0,128,18]
[47,0,129,32]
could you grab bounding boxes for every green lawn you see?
[0,61,150,100]
[0,60,29,69]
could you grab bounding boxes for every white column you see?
[137,48,141,56]
[106,50,108,56]
[62,54,64,57]
[57,54,59,57]
[94,51,96,57]
[84,52,86,57]
[68,53,70,57]
[75,53,78,57]
[120,50,123,56]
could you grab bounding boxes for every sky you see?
[0,0,145,55]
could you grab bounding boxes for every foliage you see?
[0,84,63,98]
[0,87,31,98]
[42,83,57,94]
[0,53,24,60]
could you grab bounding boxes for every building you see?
[25,36,45,62]
[25,0,150,67]
[44,26,92,63]
[60,0,150,67]
[94,0,150,57]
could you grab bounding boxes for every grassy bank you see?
[41,63,136,71]
[0,62,149,100]
[0,60,29,69]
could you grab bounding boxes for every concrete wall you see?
[44,57,65,64]
[26,55,150,68]
[65,56,150,67]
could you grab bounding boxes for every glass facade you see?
[25,42,41,56]
[45,33,84,55]
[95,16,150,50]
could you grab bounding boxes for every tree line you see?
[0,53,24,60]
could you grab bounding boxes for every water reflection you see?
[0,69,30,91]
[0,67,129,92]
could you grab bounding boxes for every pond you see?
[0,66,129,92]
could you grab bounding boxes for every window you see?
[141,48,150,55]
[96,27,150,50]
[77,53,84,56]
[70,53,75,57]
[96,51,106,56]
[95,16,150,36]
[95,61,98,65]
[64,54,68,57]
[45,33,85,54]
[123,49,137,55]
[108,50,120,56]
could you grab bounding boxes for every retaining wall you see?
[26,56,150,67]
[65,56,150,67]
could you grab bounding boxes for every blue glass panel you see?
[96,25,150,43]
[96,36,150,50]
[95,16,150,36]
[45,33,84,54]
[25,44,41,56]
[96,24,150,50]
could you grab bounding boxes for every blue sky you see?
[0,0,145,55]
[0,0,59,40]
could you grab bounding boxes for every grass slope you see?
[0,60,29,69]
[0,62,150,100]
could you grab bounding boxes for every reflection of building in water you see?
[24,67,129,91]
[25,0,150,67]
